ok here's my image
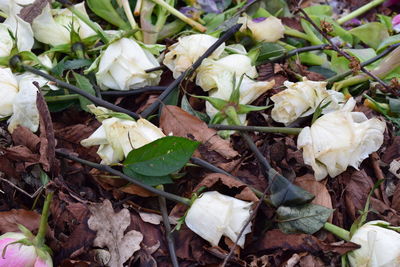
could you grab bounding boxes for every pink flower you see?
[393,14,400,33]
[0,232,52,267]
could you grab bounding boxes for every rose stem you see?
[208,124,302,135]
[337,0,385,25]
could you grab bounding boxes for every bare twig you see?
[140,23,242,118]
[297,8,390,91]
[100,86,166,96]
[21,64,141,120]
[158,194,179,267]
[145,65,167,73]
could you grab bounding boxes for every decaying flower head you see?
[81,116,165,164]
[348,220,400,267]
[271,78,345,125]
[95,38,162,91]
[239,15,285,42]
[163,34,226,79]
[297,98,386,181]
[185,191,252,248]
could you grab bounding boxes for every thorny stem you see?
[323,222,350,241]
[157,189,179,267]
[21,64,140,120]
[337,0,385,25]
[297,8,390,91]
[208,124,302,135]
[55,149,191,205]
[140,23,242,117]
[149,0,206,32]
[34,192,53,247]
[327,43,400,84]
[100,86,166,96]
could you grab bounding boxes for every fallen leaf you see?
[0,209,40,233]
[160,105,238,159]
[19,0,51,23]
[294,174,333,221]
[11,126,40,152]
[247,229,359,255]
[88,199,143,267]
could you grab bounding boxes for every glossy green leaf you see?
[252,42,286,65]
[124,136,200,176]
[304,5,332,16]
[376,34,400,52]
[350,22,389,49]
[268,169,315,207]
[388,97,400,114]
[277,204,333,234]
[87,0,129,30]
[123,168,173,186]
[73,73,96,112]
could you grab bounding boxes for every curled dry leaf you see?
[88,199,143,267]
[0,209,41,233]
[160,105,238,159]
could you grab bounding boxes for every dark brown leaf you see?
[0,209,40,233]
[11,126,40,152]
[19,0,51,23]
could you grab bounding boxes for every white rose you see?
[348,220,400,267]
[163,34,226,79]
[185,191,252,248]
[95,38,161,91]
[239,15,285,42]
[206,76,275,122]
[271,79,345,125]
[0,68,18,119]
[32,2,97,46]
[7,73,55,133]
[297,98,386,181]
[0,24,13,57]
[196,54,257,92]
[81,117,165,164]
[0,0,34,52]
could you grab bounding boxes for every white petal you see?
[0,68,19,118]
[246,16,285,42]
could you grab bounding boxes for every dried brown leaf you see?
[11,126,40,152]
[88,199,143,267]
[160,105,238,159]
[0,209,40,233]
[19,0,51,23]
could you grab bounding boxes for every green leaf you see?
[350,22,389,49]
[304,5,332,16]
[181,95,210,123]
[389,97,400,114]
[252,42,286,65]
[307,66,336,78]
[268,169,315,207]
[277,204,333,234]
[73,73,96,112]
[123,168,173,186]
[124,136,200,176]
[86,0,130,30]
[376,34,400,52]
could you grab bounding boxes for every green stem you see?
[157,20,186,41]
[208,124,302,135]
[45,94,79,102]
[284,26,310,41]
[323,222,350,241]
[149,0,206,32]
[34,192,53,247]
[121,0,143,41]
[68,6,110,44]
[337,0,385,25]
[0,11,7,18]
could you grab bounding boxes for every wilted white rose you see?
[0,68,18,119]
[348,220,400,267]
[239,15,285,42]
[163,34,226,79]
[0,24,13,57]
[271,79,345,125]
[95,38,161,91]
[185,191,252,248]
[32,2,97,46]
[196,54,257,92]
[7,73,56,133]
[81,117,165,164]
[206,76,275,123]
[297,98,386,181]
[0,0,34,52]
